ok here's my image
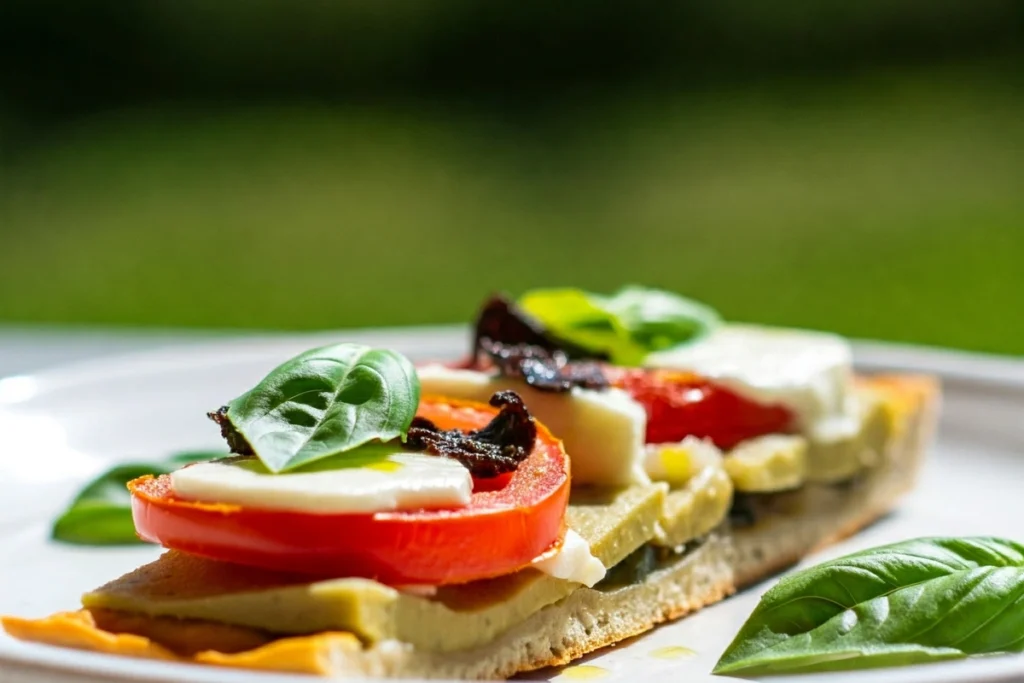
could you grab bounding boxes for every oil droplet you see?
[557,664,609,680]
[649,645,696,660]
[365,460,402,473]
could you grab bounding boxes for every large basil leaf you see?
[217,343,420,473]
[518,286,720,365]
[51,451,224,545]
[714,537,1024,675]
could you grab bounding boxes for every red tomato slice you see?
[610,368,795,450]
[129,396,570,586]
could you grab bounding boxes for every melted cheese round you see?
[170,453,472,514]
[645,324,855,438]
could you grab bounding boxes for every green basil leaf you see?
[600,286,721,353]
[714,537,1024,676]
[518,286,720,365]
[51,451,227,545]
[51,501,147,546]
[219,343,420,473]
[519,288,637,361]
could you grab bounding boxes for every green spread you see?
[83,485,665,652]
[79,392,892,653]
[654,466,733,548]
[725,435,808,493]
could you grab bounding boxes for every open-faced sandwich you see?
[2,287,940,679]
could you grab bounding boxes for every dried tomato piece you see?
[207,406,254,456]
[480,339,609,393]
[470,294,605,365]
[405,391,537,477]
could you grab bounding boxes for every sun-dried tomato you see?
[480,339,608,393]
[469,294,605,365]
[405,391,537,477]
[207,406,254,456]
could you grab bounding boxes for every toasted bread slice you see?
[2,374,938,679]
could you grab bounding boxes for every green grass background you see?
[1,65,1022,354]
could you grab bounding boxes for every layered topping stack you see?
[426,287,888,497]
[56,286,897,659]
[131,342,599,588]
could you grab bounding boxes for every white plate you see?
[0,327,1022,683]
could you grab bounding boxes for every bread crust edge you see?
[2,374,940,680]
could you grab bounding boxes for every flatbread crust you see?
[2,374,938,679]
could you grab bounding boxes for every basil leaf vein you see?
[714,537,1024,675]
[218,343,420,473]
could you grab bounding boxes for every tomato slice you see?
[610,368,795,450]
[129,396,570,586]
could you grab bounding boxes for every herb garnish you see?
[209,343,419,473]
[715,536,1024,676]
[519,286,721,366]
[51,451,225,545]
[405,391,537,477]
[470,294,600,364]
[480,339,609,393]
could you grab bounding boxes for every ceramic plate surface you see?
[0,327,1022,683]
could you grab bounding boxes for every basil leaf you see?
[600,286,721,353]
[714,537,1024,676]
[52,502,145,546]
[518,286,720,365]
[217,343,420,473]
[519,288,634,361]
[51,451,225,545]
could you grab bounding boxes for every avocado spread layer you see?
[81,387,893,654]
[655,466,733,548]
[84,485,668,652]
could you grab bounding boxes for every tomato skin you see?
[130,396,569,586]
[610,369,795,449]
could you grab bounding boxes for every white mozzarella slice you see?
[170,452,472,514]
[417,364,649,487]
[645,323,854,437]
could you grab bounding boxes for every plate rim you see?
[2,324,1023,398]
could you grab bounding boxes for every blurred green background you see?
[1,1,1022,354]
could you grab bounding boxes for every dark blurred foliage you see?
[3,0,1023,125]
[0,1,1022,352]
